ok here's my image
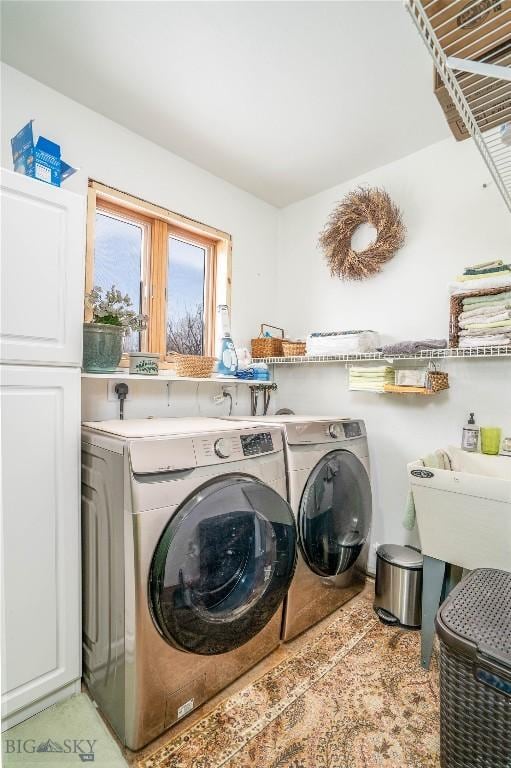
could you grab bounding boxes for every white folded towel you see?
[460,324,511,336]
[450,275,511,296]
[459,335,511,347]
[460,302,511,320]
[459,311,511,328]
[306,331,380,356]
[349,365,395,393]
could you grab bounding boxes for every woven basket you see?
[173,354,216,378]
[281,341,306,357]
[428,371,449,392]
[251,325,284,359]
[450,287,510,347]
[251,337,283,358]
[437,569,511,768]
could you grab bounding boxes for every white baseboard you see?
[1,679,81,732]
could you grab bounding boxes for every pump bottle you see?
[462,413,479,452]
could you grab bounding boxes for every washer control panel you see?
[193,427,282,465]
[240,432,274,457]
[214,437,232,459]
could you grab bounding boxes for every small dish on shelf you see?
[128,352,160,375]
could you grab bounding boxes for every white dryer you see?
[81,417,297,750]
[224,416,372,641]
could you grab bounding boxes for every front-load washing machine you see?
[223,416,372,641]
[81,417,297,750]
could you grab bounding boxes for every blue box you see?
[10,120,77,187]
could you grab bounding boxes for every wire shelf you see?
[406,0,511,213]
[253,346,511,364]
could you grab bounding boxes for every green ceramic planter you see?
[83,323,124,373]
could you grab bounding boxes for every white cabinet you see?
[1,365,81,728]
[0,170,85,366]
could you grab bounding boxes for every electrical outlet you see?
[107,380,131,402]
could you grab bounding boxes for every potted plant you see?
[83,285,148,373]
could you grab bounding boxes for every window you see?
[94,207,148,353]
[167,231,208,356]
[85,182,231,363]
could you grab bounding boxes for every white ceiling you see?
[1,1,448,206]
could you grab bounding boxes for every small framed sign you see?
[261,324,284,339]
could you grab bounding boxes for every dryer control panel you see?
[342,421,362,439]
[284,419,366,445]
[240,432,274,456]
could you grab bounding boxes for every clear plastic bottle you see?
[462,412,479,452]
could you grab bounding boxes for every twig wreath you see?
[319,186,405,281]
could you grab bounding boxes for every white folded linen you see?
[306,330,380,356]
[458,335,511,347]
[459,304,511,322]
[459,311,511,328]
[450,275,511,296]
[460,324,511,336]
[348,365,395,393]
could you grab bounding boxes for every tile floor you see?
[1,693,127,767]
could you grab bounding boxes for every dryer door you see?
[299,450,371,577]
[149,474,296,655]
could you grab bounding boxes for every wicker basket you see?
[427,371,449,392]
[251,325,284,359]
[173,354,216,378]
[449,287,510,347]
[436,569,511,768]
[281,340,306,357]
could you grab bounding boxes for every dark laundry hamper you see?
[435,568,511,768]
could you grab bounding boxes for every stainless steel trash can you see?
[374,544,423,628]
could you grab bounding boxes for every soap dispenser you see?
[462,413,479,452]
[216,304,238,377]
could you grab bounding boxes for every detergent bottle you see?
[216,305,238,376]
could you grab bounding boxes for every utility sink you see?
[408,447,511,669]
[408,447,511,571]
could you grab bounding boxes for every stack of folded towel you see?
[458,290,511,348]
[349,365,395,393]
[457,259,511,282]
[451,260,511,296]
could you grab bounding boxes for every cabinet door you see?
[1,365,81,721]
[0,170,85,365]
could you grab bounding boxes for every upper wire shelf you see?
[406,0,511,213]
[253,347,511,364]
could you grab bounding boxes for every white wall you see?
[1,62,283,418]
[275,138,511,569]
[3,63,511,571]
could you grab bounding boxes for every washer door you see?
[299,450,371,577]
[149,474,297,655]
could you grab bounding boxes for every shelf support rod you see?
[405,0,511,214]
[446,56,511,83]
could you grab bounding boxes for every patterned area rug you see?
[138,594,440,768]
